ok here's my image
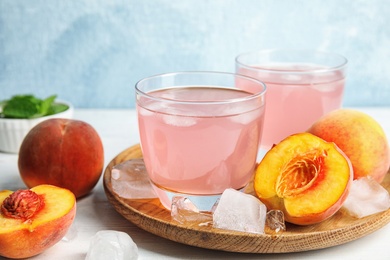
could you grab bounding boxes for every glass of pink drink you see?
[236,49,348,150]
[135,72,267,211]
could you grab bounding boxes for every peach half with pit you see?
[254,133,353,225]
[0,184,76,259]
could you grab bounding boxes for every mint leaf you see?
[48,103,69,115]
[36,95,57,118]
[2,95,41,118]
[0,94,68,119]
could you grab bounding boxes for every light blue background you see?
[1,0,389,108]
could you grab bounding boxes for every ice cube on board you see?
[111,159,157,199]
[213,188,267,234]
[343,177,390,218]
[171,196,213,225]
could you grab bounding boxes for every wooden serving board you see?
[103,144,390,253]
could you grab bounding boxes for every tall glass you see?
[236,49,348,150]
[135,71,267,211]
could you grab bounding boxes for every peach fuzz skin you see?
[0,185,76,259]
[254,133,353,226]
[18,118,104,198]
[308,109,390,183]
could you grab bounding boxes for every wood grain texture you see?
[103,144,390,253]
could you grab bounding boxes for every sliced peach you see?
[0,184,76,259]
[254,133,353,225]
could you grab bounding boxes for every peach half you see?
[0,184,76,259]
[254,133,353,225]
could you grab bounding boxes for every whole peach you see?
[18,118,104,198]
[308,109,390,183]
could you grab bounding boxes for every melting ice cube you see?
[171,196,213,226]
[111,159,157,199]
[343,177,390,218]
[213,189,267,234]
[229,106,262,125]
[266,210,286,232]
[162,113,198,127]
[85,230,138,260]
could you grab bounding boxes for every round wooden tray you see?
[103,144,390,253]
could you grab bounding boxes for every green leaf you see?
[0,94,68,119]
[2,95,40,118]
[33,95,57,118]
[48,103,69,115]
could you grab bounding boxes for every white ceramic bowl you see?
[0,101,74,154]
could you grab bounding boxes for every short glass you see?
[135,71,267,211]
[236,49,348,150]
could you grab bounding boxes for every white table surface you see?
[1,107,389,260]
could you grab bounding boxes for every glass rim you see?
[235,49,348,74]
[135,71,267,105]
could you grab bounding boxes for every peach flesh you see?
[0,185,76,259]
[254,133,353,225]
